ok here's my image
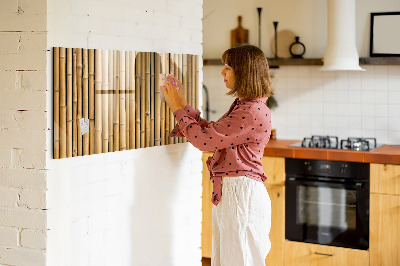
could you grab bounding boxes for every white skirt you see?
[212,176,271,266]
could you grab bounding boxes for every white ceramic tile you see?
[286,77,299,89]
[336,115,348,129]
[298,67,311,78]
[361,103,375,117]
[388,91,400,104]
[311,87,323,101]
[348,116,362,129]
[388,117,400,131]
[336,90,349,104]
[388,104,400,117]
[298,77,311,89]
[311,102,324,113]
[323,115,336,129]
[323,86,336,103]
[362,116,375,130]
[388,131,400,144]
[375,104,389,117]
[374,90,388,104]
[388,65,400,76]
[349,128,362,137]
[348,103,362,116]
[285,66,298,77]
[362,90,375,104]
[348,90,362,103]
[374,117,389,130]
[323,103,336,115]
[374,77,388,91]
[374,65,388,78]
[388,76,400,91]
[374,130,389,144]
[336,103,349,116]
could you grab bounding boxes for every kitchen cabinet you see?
[370,163,400,266]
[284,241,369,266]
[201,154,286,265]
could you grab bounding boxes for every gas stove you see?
[289,135,381,151]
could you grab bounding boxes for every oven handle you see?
[286,177,364,189]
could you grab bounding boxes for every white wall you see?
[203,0,400,58]
[0,0,48,265]
[203,0,400,145]
[46,0,203,266]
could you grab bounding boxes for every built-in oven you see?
[285,158,370,250]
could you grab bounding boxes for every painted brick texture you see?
[0,0,48,265]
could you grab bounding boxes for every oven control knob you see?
[340,164,347,174]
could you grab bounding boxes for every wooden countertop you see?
[263,139,400,165]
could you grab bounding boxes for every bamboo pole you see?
[66,48,73,158]
[195,55,200,110]
[113,50,120,151]
[182,54,188,143]
[150,52,155,147]
[94,49,102,154]
[119,51,126,151]
[140,52,146,148]
[160,53,166,146]
[145,52,151,147]
[82,49,89,156]
[60,48,67,158]
[72,48,78,156]
[53,47,60,159]
[129,51,136,150]
[135,52,141,149]
[187,54,192,109]
[177,53,183,143]
[89,49,95,155]
[170,53,176,144]
[154,53,161,146]
[125,51,130,150]
[77,48,83,156]
[108,50,114,152]
[102,50,109,153]
[165,53,170,145]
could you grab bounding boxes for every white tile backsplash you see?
[204,64,400,144]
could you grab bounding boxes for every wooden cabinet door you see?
[202,152,213,258]
[284,241,369,266]
[262,156,285,186]
[265,184,285,266]
[370,193,400,266]
[370,163,400,195]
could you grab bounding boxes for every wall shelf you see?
[203,57,400,67]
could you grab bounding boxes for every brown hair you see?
[221,44,273,99]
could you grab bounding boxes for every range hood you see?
[320,0,365,71]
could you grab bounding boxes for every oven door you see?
[285,177,369,250]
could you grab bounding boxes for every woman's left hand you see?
[161,76,186,113]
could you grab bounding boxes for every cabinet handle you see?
[314,252,335,257]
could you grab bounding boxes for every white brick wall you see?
[0,0,48,265]
[45,0,203,266]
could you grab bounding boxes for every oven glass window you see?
[297,186,356,230]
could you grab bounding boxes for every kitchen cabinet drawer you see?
[370,163,400,195]
[262,156,285,185]
[370,193,400,266]
[284,241,369,266]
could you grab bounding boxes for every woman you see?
[161,44,273,266]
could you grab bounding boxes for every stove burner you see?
[301,135,339,149]
[340,137,377,151]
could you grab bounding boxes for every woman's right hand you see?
[167,75,187,108]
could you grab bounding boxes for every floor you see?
[202,257,211,266]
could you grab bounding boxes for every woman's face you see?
[220,64,235,89]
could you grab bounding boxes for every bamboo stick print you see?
[140,52,146,148]
[108,50,114,152]
[67,48,73,158]
[54,47,60,159]
[72,48,78,157]
[145,52,151,147]
[170,53,176,144]
[182,54,188,143]
[94,49,102,154]
[195,55,200,110]
[192,55,197,108]
[119,51,127,151]
[129,51,136,150]
[102,50,109,153]
[60,48,67,158]
[77,48,83,156]
[177,53,183,143]
[89,49,95,155]
[125,51,130,150]
[82,49,89,155]
[135,52,141,149]
[160,53,166,146]
[154,53,161,146]
[165,53,170,145]
[113,50,120,151]
[150,52,155,147]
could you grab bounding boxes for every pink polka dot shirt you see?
[170,97,272,206]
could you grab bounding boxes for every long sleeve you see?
[170,104,210,137]
[172,105,257,152]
